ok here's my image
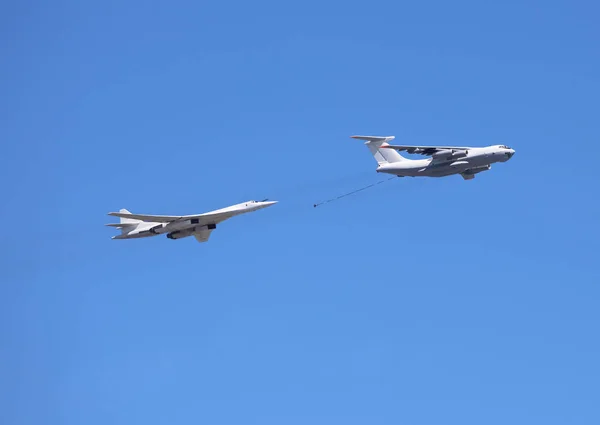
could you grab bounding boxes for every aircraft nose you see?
[506,149,515,159]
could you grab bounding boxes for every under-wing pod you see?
[462,164,491,175]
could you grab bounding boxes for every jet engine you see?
[160,218,200,234]
[148,224,166,234]
[166,224,216,240]
[150,219,207,235]
[432,149,467,160]
[166,229,194,239]
[432,149,452,158]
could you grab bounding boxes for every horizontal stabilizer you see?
[107,210,233,224]
[351,135,395,143]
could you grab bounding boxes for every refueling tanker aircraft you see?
[351,135,515,180]
[106,200,277,243]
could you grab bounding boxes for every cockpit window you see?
[499,145,511,149]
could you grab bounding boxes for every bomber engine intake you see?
[148,224,166,234]
[166,230,193,239]
[166,223,216,240]
[156,218,202,234]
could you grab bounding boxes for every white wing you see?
[381,144,473,156]
[350,136,472,156]
[107,210,240,224]
[351,135,396,143]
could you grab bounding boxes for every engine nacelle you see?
[432,149,453,158]
[148,223,166,234]
[166,229,194,239]
[451,150,467,159]
[155,218,201,234]
[166,224,216,240]
[432,149,468,160]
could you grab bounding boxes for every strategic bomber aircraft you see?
[352,135,515,180]
[106,200,277,243]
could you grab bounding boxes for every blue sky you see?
[1,1,599,424]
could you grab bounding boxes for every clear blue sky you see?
[2,1,599,424]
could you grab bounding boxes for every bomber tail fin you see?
[105,209,141,234]
[117,209,141,225]
[351,135,405,165]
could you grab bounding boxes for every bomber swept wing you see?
[107,211,227,224]
[107,202,271,225]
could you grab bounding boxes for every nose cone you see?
[506,149,515,159]
[258,200,278,208]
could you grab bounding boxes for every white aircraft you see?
[351,135,515,180]
[106,200,277,243]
